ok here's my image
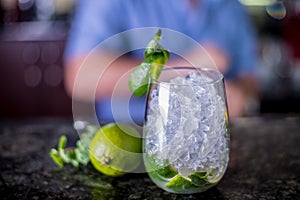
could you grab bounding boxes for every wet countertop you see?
[1,116,300,199]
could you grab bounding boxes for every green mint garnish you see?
[129,29,169,97]
[49,125,98,168]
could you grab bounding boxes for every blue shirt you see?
[65,0,257,123]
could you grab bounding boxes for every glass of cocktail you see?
[143,67,230,194]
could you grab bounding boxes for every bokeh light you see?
[18,0,34,11]
[24,65,42,87]
[266,1,286,20]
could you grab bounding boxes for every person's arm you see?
[63,0,130,102]
[64,52,141,102]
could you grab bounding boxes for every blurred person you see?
[64,0,259,122]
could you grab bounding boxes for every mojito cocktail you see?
[143,67,230,194]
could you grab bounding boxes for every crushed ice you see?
[144,72,229,178]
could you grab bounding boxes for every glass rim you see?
[151,66,224,86]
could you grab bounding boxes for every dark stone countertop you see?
[0,116,300,199]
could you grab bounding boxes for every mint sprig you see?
[49,125,98,168]
[129,29,169,97]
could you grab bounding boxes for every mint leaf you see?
[58,135,67,149]
[156,164,178,179]
[49,149,64,167]
[165,171,213,191]
[129,62,152,97]
[188,172,209,186]
[165,174,195,190]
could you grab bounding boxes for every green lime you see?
[89,123,142,177]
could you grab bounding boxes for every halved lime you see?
[89,123,142,176]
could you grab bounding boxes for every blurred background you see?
[0,0,299,119]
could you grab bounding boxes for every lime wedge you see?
[89,123,142,177]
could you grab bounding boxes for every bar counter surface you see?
[1,115,299,199]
